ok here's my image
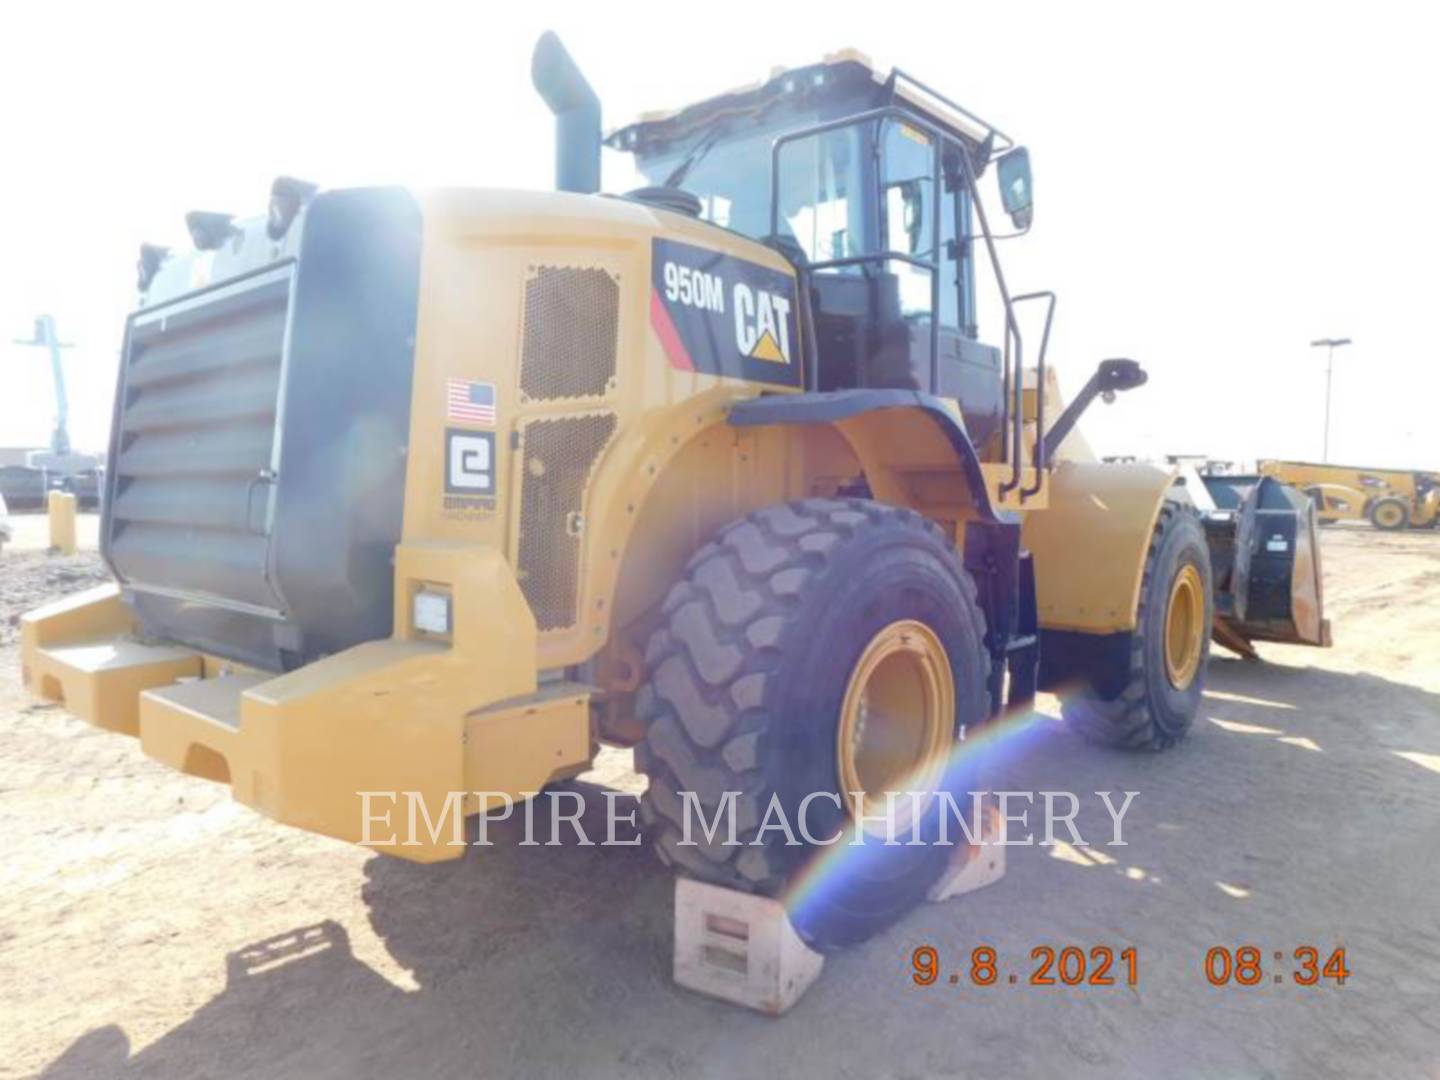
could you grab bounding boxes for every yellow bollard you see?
[47,490,78,555]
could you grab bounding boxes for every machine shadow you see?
[914,656,1440,927]
[38,781,680,1080]
[1204,654,1440,743]
[37,920,422,1080]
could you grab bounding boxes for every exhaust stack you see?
[531,32,601,195]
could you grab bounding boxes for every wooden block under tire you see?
[928,799,1006,902]
[673,878,824,1015]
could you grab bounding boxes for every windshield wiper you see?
[661,96,785,190]
[663,123,729,189]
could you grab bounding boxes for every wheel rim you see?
[1163,564,1205,690]
[837,620,953,827]
[1376,503,1404,528]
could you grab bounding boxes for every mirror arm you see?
[984,223,1033,242]
[1042,359,1148,460]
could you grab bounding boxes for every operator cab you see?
[608,52,1036,450]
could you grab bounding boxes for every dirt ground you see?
[2,517,1438,1079]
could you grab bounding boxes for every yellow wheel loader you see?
[1258,459,1440,531]
[20,34,1328,949]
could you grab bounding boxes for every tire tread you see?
[1061,502,1207,751]
[636,498,988,896]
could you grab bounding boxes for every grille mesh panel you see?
[516,413,617,630]
[520,267,619,400]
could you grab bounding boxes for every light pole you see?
[1309,337,1351,462]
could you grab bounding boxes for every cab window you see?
[879,120,938,319]
[775,126,867,263]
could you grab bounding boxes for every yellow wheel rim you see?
[1375,503,1404,528]
[837,620,953,824]
[1163,564,1205,690]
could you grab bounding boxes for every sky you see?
[1,0,1436,468]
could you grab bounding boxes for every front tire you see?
[1368,497,1410,531]
[1061,502,1213,750]
[635,498,990,950]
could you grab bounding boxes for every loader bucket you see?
[1198,475,1331,658]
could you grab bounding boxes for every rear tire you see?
[1061,502,1212,751]
[1368,497,1410,531]
[635,498,990,950]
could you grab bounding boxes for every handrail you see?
[1011,292,1056,501]
[952,138,1026,497]
[889,68,1015,154]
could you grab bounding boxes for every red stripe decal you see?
[650,287,695,372]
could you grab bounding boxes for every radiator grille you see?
[107,268,291,614]
[519,266,619,400]
[516,413,617,631]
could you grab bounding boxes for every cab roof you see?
[605,50,1014,160]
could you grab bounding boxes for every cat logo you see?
[650,238,800,388]
[733,283,792,365]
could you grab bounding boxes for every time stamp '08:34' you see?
[910,945,1351,988]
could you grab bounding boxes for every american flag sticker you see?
[446,378,497,426]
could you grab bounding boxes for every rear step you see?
[141,674,268,783]
[144,673,266,732]
[27,639,201,735]
[21,559,596,862]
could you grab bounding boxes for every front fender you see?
[1021,460,1175,634]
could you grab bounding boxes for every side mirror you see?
[1097,357,1147,401]
[996,147,1033,230]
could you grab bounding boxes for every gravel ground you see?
[0,514,109,646]
[2,524,1438,1079]
[1,556,110,647]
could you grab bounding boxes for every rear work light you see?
[267,176,319,240]
[413,589,452,637]
[185,211,238,251]
[136,243,169,292]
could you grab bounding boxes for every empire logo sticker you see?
[650,238,801,388]
[443,428,497,515]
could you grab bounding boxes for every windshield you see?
[637,128,779,239]
[635,116,966,332]
[642,117,864,253]
[638,123,875,263]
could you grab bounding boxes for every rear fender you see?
[728,390,1000,523]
